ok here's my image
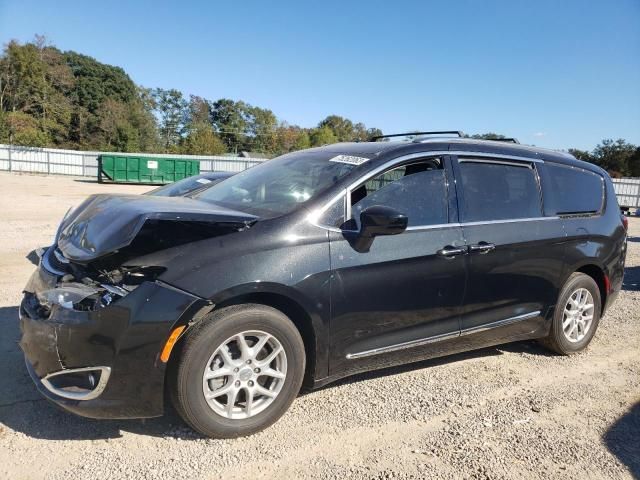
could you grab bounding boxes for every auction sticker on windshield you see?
[329,155,370,166]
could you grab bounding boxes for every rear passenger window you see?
[350,158,448,228]
[543,163,604,215]
[458,160,542,222]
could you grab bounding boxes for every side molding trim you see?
[346,310,541,360]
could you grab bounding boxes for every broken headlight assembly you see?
[38,265,166,312]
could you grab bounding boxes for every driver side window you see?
[349,158,448,228]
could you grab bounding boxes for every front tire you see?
[541,272,602,355]
[170,304,305,438]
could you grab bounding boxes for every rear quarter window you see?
[543,163,604,215]
[457,160,542,222]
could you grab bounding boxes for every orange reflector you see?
[160,325,186,363]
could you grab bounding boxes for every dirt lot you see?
[0,171,638,480]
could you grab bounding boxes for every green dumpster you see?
[98,154,200,184]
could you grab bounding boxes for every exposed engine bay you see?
[28,193,258,314]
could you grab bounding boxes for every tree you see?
[246,106,278,153]
[568,148,595,163]
[592,139,636,177]
[182,124,226,155]
[4,111,50,146]
[318,115,354,142]
[629,147,640,177]
[182,95,225,155]
[294,130,311,150]
[470,132,508,140]
[366,127,383,140]
[152,88,187,152]
[210,98,249,153]
[65,50,137,113]
[310,126,337,146]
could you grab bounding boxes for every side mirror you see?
[360,205,408,238]
[345,205,408,252]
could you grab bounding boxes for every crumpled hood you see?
[57,194,257,263]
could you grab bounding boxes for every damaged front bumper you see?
[19,248,207,419]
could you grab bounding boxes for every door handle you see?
[469,242,495,254]
[437,245,467,258]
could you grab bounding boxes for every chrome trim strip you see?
[405,223,460,231]
[453,152,543,163]
[311,216,560,234]
[345,310,541,359]
[345,331,460,360]
[459,310,541,337]
[460,217,558,226]
[458,158,535,168]
[41,366,111,401]
[309,150,551,233]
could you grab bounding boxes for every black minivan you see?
[20,133,627,438]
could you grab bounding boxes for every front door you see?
[327,155,467,375]
[452,155,566,339]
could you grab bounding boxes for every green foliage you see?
[629,148,640,177]
[318,115,354,142]
[209,98,249,153]
[470,132,508,140]
[152,88,187,151]
[0,36,159,151]
[246,106,278,154]
[0,36,383,157]
[568,148,594,163]
[310,126,337,146]
[183,124,226,155]
[592,139,636,177]
[570,140,638,177]
[64,51,137,113]
[294,130,311,150]
[7,35,637,170]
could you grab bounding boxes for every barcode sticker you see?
[329,155,369,166]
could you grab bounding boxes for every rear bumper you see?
[19,261,205,419]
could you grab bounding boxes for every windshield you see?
[195,150,368,217]
[147,173,231,197]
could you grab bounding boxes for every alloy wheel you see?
[202,330,287,419]
[562,288,595,343]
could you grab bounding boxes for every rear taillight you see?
[621,214,628,231]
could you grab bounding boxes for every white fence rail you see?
[0,144,264,178]
[612,178,640,210]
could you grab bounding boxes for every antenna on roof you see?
[370,131,463,142]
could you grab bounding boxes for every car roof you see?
[307,138,603,173]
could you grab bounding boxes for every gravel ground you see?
[0,171,638,480]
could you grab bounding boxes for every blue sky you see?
[1,0,639,150]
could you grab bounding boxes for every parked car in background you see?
[20,132,627,439]
[146,172,234,197]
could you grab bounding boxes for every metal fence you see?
[0,144,265,178]
[612,178,640,210]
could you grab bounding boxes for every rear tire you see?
[541,272,601,355]
[169,304,305,438]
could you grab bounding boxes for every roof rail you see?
[370,131,463,142]
[485,137,520,144]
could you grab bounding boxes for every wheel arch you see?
[573,263,608,311]
[166,283,327,388]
